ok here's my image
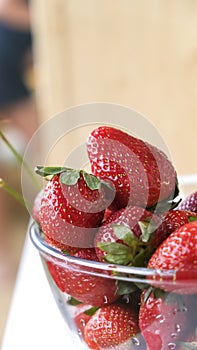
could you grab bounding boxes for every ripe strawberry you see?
[73,304,94,338]
[151,209,197,247]
[87,126,178,210]
[36,166,108,251]
[46,247,119,306]
[178,191,197,213]
[84,303,140,350]
[139,290,189,350]
[94,205,162,266]
[32,189,43,225]
[147,221,197,294]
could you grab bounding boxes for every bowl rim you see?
[29,221,177,280]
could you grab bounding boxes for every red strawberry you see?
[84,303,140,350]
[46,247,119,306]
[32,189,43,225]
[151,209,197,247]
[147,221,197,294]
[87,126,178,211]
[94,205,162,266]
[103,207,114,222]
[178,191,197,213]
[139,290,189,350]
[36,166,108,251]
[73,304,94,338]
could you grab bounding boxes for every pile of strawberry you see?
[33,126,197,350]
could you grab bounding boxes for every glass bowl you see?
[30,217,197,350]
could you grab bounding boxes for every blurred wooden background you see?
[31,0,197,175]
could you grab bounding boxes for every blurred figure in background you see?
[0,0,38,283]
[0,0,37,139]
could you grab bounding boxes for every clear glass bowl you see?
[30,215,197,350]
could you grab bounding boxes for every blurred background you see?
[1,0,197,346]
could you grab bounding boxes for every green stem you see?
[0,130,41,190]
[0,178,26,208]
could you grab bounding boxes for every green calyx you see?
[97,222,154,266]
[188,215,197,223]
[67,297,98,316]
[84,306,99,316]
[67,297,82,306]
[35,166,102,190]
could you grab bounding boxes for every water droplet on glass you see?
[175,323,181,333]
[80,319,86,327]
[155,314,165,323]
[131,337,140,346]
[180,306,187,312]
[170,333,177,339]
[168,343,176,350]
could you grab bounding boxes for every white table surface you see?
[1,227,76,350]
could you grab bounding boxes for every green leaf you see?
[82,171,101,190]
[60,169,80,185]
[84,306,99,316]
[133,249,147,267]
[138,220,157,243]
[62,250,70,255]
[117,281,138,295]
[97,242,132,265]
[153,288,166,300]
[143,287,153,303]
[134,282,149,291]
[67,297,82,306]
[188,215,197,223]
[112,224,137,246]
[35,166,67,177]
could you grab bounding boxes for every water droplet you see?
[155,314,165,323]
[122,295,130,304]
[80,319,86,327]
[180,306,187,312]
[131,337,140,346]
[103,295,108,304]
[175,323,181,333]
[170,333,177,339]
[168,343,176,350]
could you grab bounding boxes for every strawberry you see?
[84,303,140,350]
[178,191,197,213]
[73,304,95,338]
[147,221,197,294]
[32,189,43,225]
[94,205,162,266]
[139,290,189,350]
[36,166,108,251]
[87,126,178,211]
[151,209,197,247]
[46,247,119,306]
